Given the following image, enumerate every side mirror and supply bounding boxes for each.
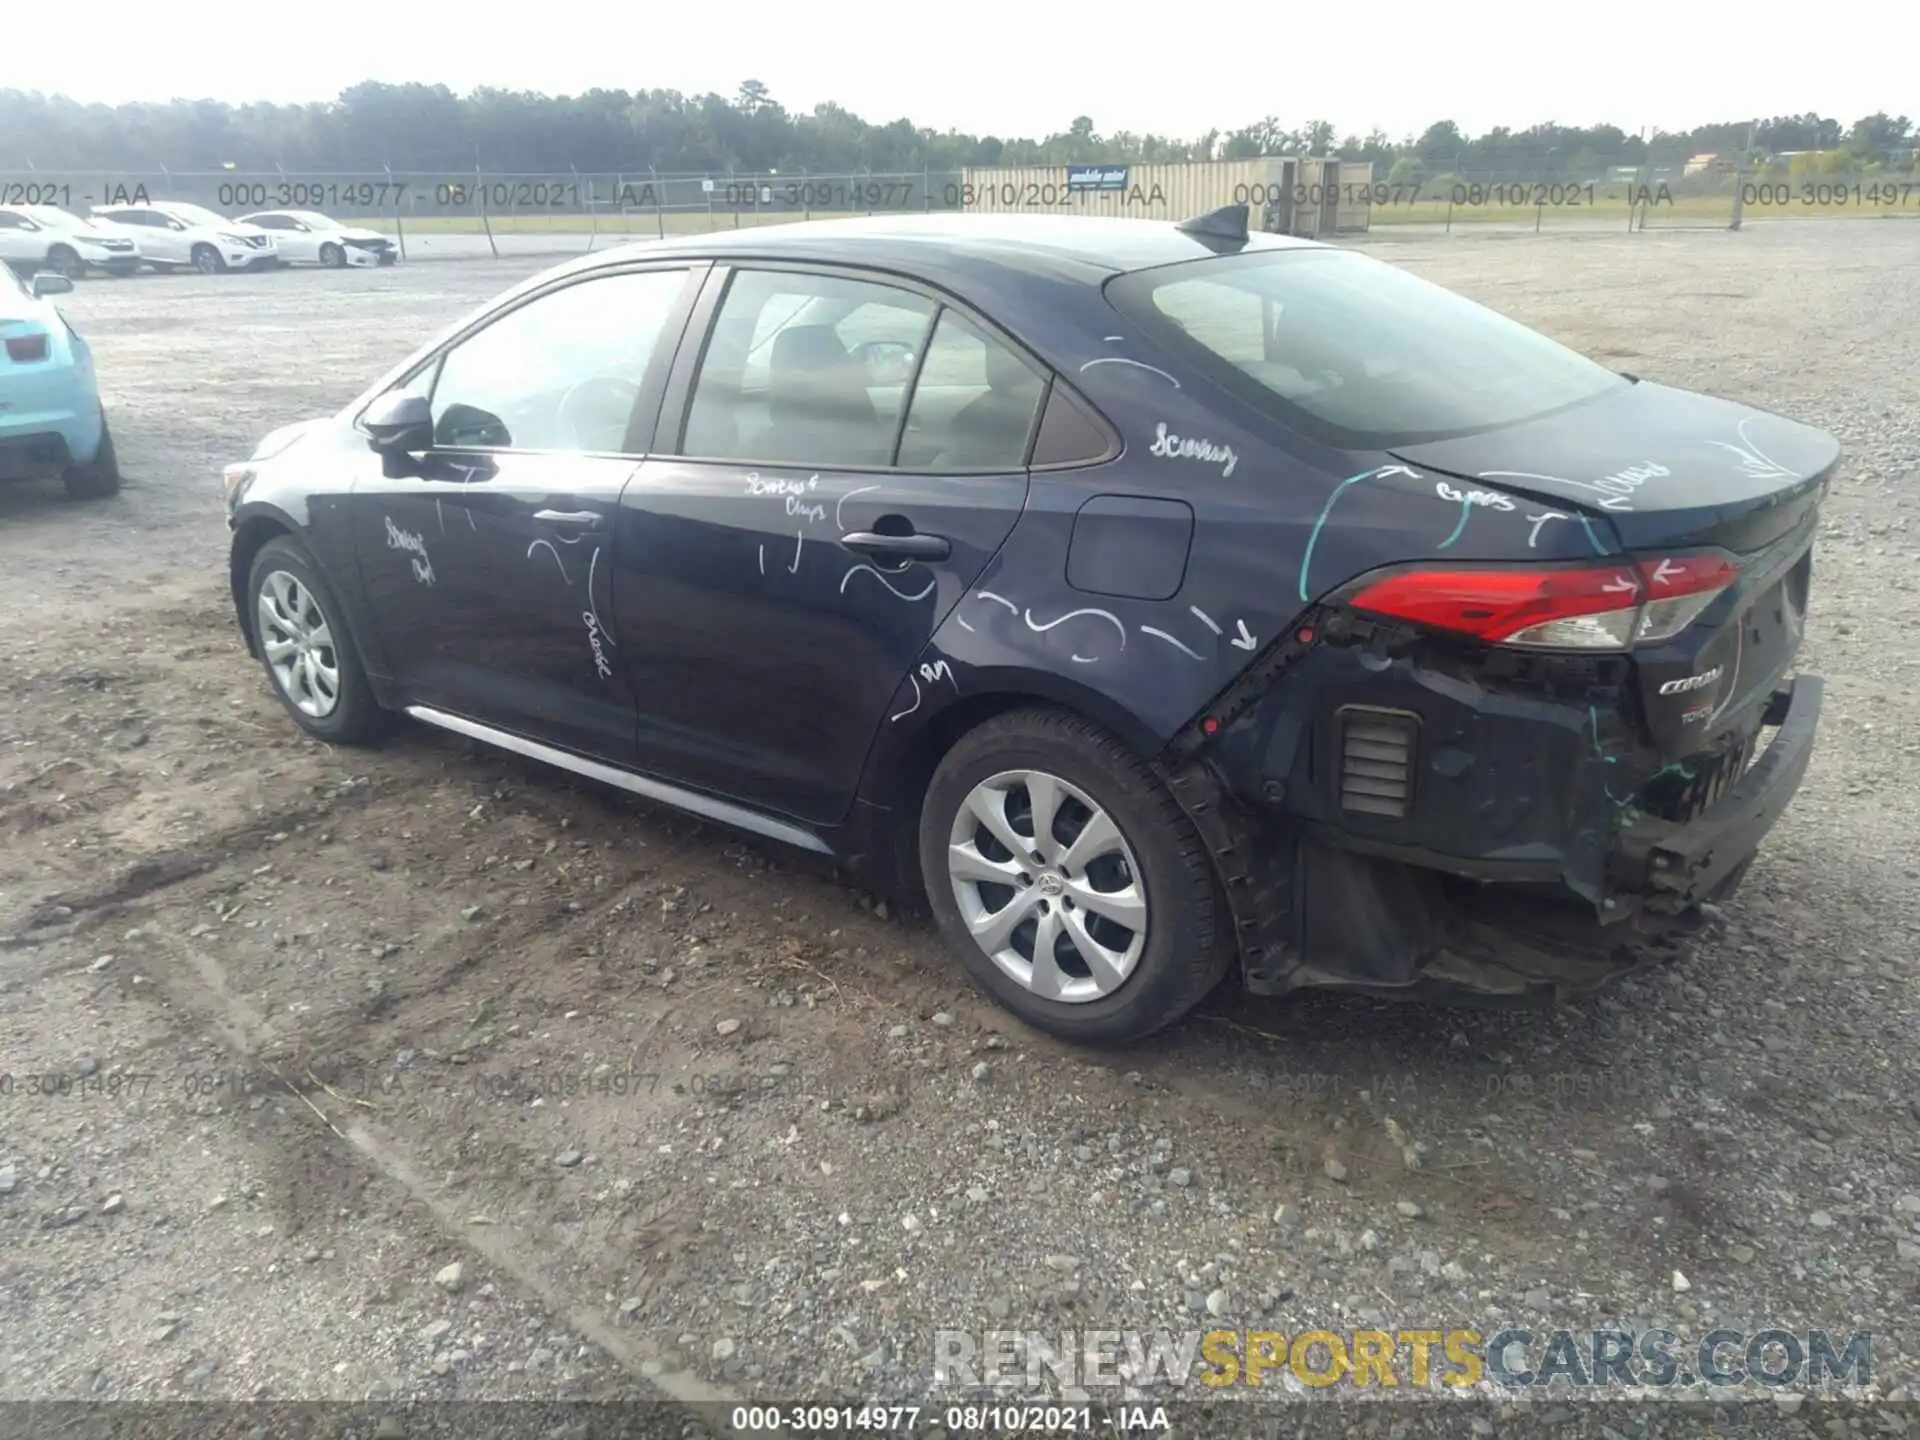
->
[31,272,75,298]
[360,391,434,455]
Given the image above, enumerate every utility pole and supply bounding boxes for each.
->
[1730,117,1756,231]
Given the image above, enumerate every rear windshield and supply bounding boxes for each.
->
[1106,247,1626,449]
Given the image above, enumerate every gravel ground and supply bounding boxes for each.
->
[1,221,1916,1438]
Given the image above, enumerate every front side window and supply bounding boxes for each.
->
[426,268,690,454]
[682,269,937,468]
[1107,247,1626,448]
[898,311,1046,470]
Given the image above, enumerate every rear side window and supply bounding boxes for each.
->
[683,269,937,468]
[897,311,1045,470]
[1107,248,1626,449]
[1030,386,1113,467]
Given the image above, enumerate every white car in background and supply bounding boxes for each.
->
[235,210,397,268]
[89,201,278,274]
[0,206,143,278]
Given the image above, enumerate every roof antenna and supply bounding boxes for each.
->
[1175,203,1250,244]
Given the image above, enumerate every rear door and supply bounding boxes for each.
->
[347,261,705,763]
[613,264,1046,825]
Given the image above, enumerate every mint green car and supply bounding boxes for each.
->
[0,267,118,499]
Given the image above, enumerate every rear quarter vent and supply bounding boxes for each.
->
[1336,705,1421,818]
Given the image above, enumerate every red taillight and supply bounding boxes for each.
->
[1348,552,1739,651]
[5,333,50,363]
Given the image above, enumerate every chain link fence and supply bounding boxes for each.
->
[1355,167,1920,234]
[8,164,1916,260]
[6,168,969,260]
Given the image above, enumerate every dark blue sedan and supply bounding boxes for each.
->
[221,206,1835,1043]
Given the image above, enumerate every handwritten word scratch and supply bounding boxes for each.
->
[582,610,613,679]
[1148,422,1237,478]
[787,495,826,523]
[385,517,435,586]
[1481,462,1666,514]
[745,473,820,498]
[1435,479,1517,549]
[842,565,936,603]
[890,659,960,724]
[1436,481,1516,512]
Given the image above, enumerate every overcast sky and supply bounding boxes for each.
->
[25,0,1916,138]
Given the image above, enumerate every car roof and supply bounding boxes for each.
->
[572,212,1327,283]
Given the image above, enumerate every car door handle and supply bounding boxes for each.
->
[533,509,604,528]
[840,531,950,561]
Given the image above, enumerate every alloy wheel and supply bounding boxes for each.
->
[257,570,340,719]
[946,768,1148,1003]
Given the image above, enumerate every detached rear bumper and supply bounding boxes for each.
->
[1614,676,1821,913]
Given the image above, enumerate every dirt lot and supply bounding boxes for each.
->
[2,222,1917,1436]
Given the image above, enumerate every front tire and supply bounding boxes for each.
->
[246,537,389,745]
[318,242,345,268]
[191,244,225,274]
[919,708,1231,1044]
[47,244,86,280]
[63,415,120,499]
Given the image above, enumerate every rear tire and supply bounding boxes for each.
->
[63,416,120,499]
[191,244,224,274]
[918,707,1231,1044]
[246,537,390,746]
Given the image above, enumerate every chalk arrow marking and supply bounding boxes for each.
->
[1230,620,1258,651]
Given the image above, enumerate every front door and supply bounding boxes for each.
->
[348,262,703,763]
[614,264,1047,825]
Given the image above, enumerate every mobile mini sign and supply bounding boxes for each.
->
[1066,164,1131,193]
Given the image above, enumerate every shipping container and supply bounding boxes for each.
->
[955,158,1372,236]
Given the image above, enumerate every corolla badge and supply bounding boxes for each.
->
[1658,666,1723,696]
